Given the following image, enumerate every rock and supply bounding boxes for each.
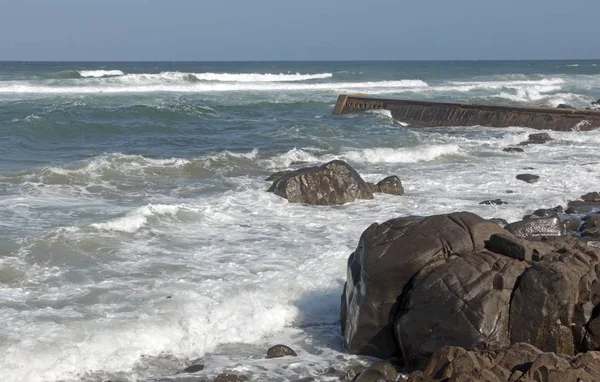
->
[582,192,600,202]
[265,170,292,182]
[344,365,368,381]
[480,199,508,205]
[183,364,205,373]
[267,160,373,205]
[516,174,540,183]
[592,99,600,106]
[366,182,380,194]
[354,360,400,382]
[520,133,553,145]
[505,216,564,238]
[266,344,297,358]
[488,218,508,227]
[557,103,575,109]
[486,232,555,261]
[580,214,600,239]
[395,248,528,369]
[214,373,248,382]
[562,217,581,233]
[566,200,600,214]
[408,343,600,381]
[502,147,524,153]
[376,176,404,196]
[341,212,505,359]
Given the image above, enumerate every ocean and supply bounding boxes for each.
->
[1,60,599,381]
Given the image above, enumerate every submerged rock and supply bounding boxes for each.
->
[516,173,540,183]
[480,199,508,205]
[267,160,373,205]
[266,344,297,358]
[376,176,404,196]
[183,364,205,373]
[521,132,553,145]
[502,147,524,153]
[214,373,248,382]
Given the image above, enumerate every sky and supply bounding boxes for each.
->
[0,0,599,61]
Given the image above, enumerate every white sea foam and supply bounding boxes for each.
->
[78,70,125,78]
[191,72,333,82]
[342,145,463,164]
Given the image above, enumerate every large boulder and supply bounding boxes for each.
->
[342,212,600,371]
[341,212,505,359]
[267,160,373,205]
[408,343,600,382]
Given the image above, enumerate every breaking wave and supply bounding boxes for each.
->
[78,70,125,78]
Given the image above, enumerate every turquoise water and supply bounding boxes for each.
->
[1,61,599,381]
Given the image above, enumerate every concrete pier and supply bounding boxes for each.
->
[332,94,600,131]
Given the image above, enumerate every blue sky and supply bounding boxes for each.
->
[1,0,599,61]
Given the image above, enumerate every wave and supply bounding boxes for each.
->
[78,70,125,78]
[0,79,429,94]
[189,72,333,82]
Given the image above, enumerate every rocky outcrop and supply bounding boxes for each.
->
[407,342,600,382]
[341,212,505,359]
[376,176,405,196]
[267,160,373,205]
[505,216,564,238]
[341,211,600,371]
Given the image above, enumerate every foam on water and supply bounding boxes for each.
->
[78,70,125,78]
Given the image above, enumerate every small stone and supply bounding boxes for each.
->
[184,364,205,373]
[266,344,297,358]
[527,133,553,142]
[479,199,508,205]
[516,174,540,183]
[503,147,524,153]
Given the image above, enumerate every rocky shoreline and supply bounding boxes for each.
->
[165,149,600,382]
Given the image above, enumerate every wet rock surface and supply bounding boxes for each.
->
[266,344,297,358]
[376,176,405,196]
[480,199,508,205]
[520,132,553,145]
[341,209,600,372]
[407,342,600,381]
[267,160,373,205]
[516,173,540,183]
[502,147,524,153]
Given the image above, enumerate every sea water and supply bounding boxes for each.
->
[1,61,600,381]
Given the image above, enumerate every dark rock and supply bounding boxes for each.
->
[505,190,516,194]
[582,192,600,202]
[486,232,555,261]
[480,199,508,205]
[376,176,404,196]
[341,212,505,359]
[562,217,581,233]
[557,103,575,109]
[516,174,540,183]
[528,133,554,143]
[344,365,368,381]
[502,147,524,153]
[580,214,600,239]
[183,364,205,373]
[266,344,297,358]
[214,373,248,382]
[267,160,373,205]
[366,182,380,194]
[395,249,528,370]
[505,216,564,238]
[566,200,600,214]
[520,133,553,145]
[408,343,600,381]
[592,99,600,106]
[354,360,400,382]
[265,170,292,182]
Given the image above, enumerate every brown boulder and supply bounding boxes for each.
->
[267,160,373,205]
[505,216,564,238]
[341,212,505,359]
